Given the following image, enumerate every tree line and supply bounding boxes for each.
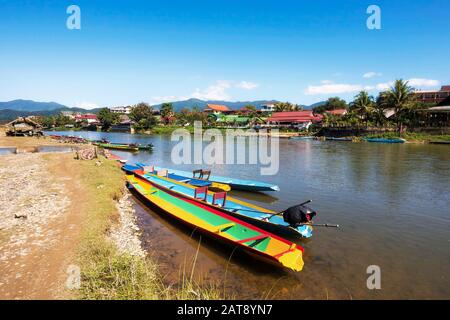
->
[313,79,433,131]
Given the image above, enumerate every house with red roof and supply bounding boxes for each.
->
[75,113,99,124]
[204,104,231,114]
[325,109,348,117]
[413,85,450,104]
[267,111,323,126]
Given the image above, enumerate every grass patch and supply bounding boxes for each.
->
[365,132,450,142]
[75,157,224,299]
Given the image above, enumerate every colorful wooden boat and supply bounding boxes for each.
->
[326,137,353,141]
[136,143,153,150]
[93,142,139,152]
[126,174,304,271]
[364,138,406,144]
[135,162,280,192]
[289,136,315,140]
[123,164,314,238]
[123,164,230,192]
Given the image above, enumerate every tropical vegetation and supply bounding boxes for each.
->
[32,79,444,137]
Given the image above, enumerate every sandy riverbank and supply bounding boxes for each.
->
[0,133,222,300]
[0,151,134,299]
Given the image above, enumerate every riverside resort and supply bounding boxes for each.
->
[0,0,449,308]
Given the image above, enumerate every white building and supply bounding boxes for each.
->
[260,103,276,113]
[109,106,132,114]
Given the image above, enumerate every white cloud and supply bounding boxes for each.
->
[305,82,364,95]
[235,81,259,90]
[407,78,440,88]
[375,78,440,91]
[191,80,232,101]
[75,102,100,110]
[150,96,181,105]
[363,72,382,79]
[321,80,334,85]
[375,81,394,91]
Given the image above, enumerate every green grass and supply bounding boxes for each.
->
[365,132,450,142]
[75,157,224,300]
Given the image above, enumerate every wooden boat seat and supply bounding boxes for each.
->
[212,192,227,207]
[194,186,208,201]
[193,169,211,180]
[213,222,235,233]
[142,165,154,174]
[157,169,168,177]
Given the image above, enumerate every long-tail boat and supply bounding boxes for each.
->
[364,138,406,143]
[93,142,139,152]
[126,174,304,271]
[135,162,280,192]
[122,164,230,192]
[123,164,315,239]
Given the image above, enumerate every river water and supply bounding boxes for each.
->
[47,131,450,299]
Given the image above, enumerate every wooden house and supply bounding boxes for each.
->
[5,117,43,136]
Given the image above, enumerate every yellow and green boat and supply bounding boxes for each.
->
[126,174,305,272]
[93,142,139,152]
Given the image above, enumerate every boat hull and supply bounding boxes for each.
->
[127,175,304,271]
[126,167,312,239]
[94,143,139,151]
[365,138,405,144]
[136,163,279,192]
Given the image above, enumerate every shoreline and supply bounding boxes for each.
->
[0,131,223,300]
[44,127,450,145]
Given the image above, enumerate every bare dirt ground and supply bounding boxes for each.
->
[0,151,88,299]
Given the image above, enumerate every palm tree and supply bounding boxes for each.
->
[350,91,375,126]
[274,102,301,112]
[385,79,416,133]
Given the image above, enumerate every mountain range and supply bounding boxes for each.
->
[0,99,326,122]
[0,100,102,122]
[152,98,287,112]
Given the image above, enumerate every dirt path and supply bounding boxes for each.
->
[0,152,87,299]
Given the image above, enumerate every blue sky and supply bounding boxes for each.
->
[0,0,449,108]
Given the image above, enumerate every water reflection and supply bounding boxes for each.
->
[46,131,450,299]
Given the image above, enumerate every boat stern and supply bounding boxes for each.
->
[278,246,304,272]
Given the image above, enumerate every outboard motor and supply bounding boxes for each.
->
[282,201,317,227]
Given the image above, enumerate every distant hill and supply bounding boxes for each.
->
[152,98,280,112]
[0,98,326,122]
[0,99,69,112]
[307,101,327,110]
[153,98,324,112]
[0,107,102,122]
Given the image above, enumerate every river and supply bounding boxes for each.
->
[47,131,450,299]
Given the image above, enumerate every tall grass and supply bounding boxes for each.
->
[75,157,224,299]
[365,132,450,142]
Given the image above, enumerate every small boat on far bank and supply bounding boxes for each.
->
[326,137,353,142]
[430,141,450,145]
[93,142,139,152]
[136,143,153,150]
[289,136,316,140]
[364,138,406,144]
